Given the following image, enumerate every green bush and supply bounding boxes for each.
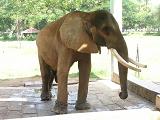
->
[24,34,36,41]
[0,33,17,41]
[0,33,37,41]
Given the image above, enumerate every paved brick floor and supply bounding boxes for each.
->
[0,80,156,119]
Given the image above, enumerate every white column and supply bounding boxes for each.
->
[110,0,122,31]
[110,0,122,80]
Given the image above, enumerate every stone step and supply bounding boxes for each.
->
[111,72,160,109]
[128,75,160,104]
[10,109,160,120]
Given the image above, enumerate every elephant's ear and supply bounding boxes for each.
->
[60,15,98,53]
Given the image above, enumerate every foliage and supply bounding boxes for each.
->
[0,18,14,31]
[0,0,159,41]
[123,0,160,33]
[0,33,17,41]
[24,34,37,41]
[0,33,37,41]
[0,0,109,32]
[154,5,160,32]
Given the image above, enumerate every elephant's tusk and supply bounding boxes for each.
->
[110,48,141,72]
[129,58,147,68]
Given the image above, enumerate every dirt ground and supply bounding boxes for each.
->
[0,76,81,87]
[0,76,41,87]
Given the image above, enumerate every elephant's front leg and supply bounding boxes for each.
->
[53,51,72,114]
[75,53,91,110]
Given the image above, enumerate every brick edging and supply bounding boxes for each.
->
[128,79,157,103]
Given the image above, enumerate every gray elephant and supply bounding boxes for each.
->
[36,10,146,114]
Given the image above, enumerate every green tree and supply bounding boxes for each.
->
[0,0,110,32]
[122,0,139,29]
[154,5,160,32]
[123,0,159,33]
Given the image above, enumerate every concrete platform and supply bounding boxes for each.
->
[128,75,160,105]
[0,80,157,119]
[9,109,160,120]
[112,73,160,105]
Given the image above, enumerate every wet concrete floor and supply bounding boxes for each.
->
[0,80,156,119]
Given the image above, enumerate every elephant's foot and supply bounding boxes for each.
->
[41,91,52,101]
[53,100,67,114]
[119,91,128,99]
[75,101,91,110]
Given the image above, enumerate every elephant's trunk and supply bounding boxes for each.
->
[117,49,128,99]
[110,39,147,99]
[117,39,129,99]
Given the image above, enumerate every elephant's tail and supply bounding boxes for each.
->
[51,70,57,83]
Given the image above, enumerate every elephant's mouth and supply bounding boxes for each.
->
[110,48,147,72]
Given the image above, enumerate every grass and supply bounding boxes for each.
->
[125,35,160,81]
[0,41,39,79]
[0,35,160,82]
[123,31,160,36]
[69,70,109,80]
[0,41,110,80]
[144,32,160,36]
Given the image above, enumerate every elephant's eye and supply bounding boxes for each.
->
[102,26,113,36]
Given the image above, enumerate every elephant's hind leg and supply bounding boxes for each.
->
[38,55,56,101]
[49,70,57,90]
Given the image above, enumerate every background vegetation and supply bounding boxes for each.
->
[0,0,160,81]
[0,0,159,41]
[123,0,160,34]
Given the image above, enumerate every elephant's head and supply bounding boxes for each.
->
[60,10,147,99]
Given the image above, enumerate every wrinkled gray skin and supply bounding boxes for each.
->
[36,10,128,114]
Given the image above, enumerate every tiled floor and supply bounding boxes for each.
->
[0,80,156,119]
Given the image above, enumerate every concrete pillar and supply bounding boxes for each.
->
[110,0,122,81]
[110,0,122,31]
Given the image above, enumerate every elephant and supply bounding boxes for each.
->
[36,10,147,114]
